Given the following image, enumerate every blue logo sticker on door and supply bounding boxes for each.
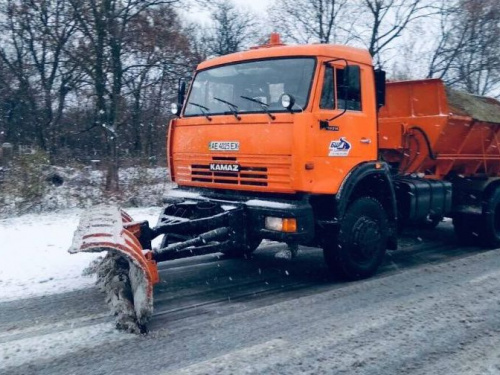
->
[329,137,351,157]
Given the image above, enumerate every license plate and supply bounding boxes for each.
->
[208,141,239,151]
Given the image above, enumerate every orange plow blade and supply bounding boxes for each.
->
[69,206,159,333]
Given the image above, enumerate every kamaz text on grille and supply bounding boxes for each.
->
[209,163,240,172]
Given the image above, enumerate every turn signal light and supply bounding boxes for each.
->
[282,218,297,232]
[265,217,297,232]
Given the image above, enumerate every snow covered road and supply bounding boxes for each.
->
[2,212,500,374]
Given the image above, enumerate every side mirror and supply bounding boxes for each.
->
[178,79,186,105]
[172,79,186,117]
[374,69,386,109]
[344,65,360,92]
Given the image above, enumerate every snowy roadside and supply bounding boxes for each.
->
[0,166,174,218]
[0,206,163,302]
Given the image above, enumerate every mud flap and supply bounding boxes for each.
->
[69,206,159,333]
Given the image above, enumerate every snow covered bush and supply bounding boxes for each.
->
[0,156,173,217]
[0,151,50,213]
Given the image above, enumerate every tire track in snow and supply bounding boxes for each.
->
[148,239,481,327]
[163,249,500,375]
[0,322,134,372]
[0,221,495,374]
[0,312,110,344]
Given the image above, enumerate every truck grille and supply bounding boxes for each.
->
[173,154,292,192]
[192,163,268,186]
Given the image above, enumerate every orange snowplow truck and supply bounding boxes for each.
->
[70,33,500,331]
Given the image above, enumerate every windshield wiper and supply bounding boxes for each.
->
[188,102,212,121]
[213,97,241,120]
[240,96,276,120]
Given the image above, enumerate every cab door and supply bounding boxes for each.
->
[310,60,378,194]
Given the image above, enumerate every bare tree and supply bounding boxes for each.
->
[426,1,463,79]
[0,55,20,146]
[0,0,78,159]
[0,0,205,181]
[427,0,500,96]
[269,0,350,44]
[203,0,259,56]
[268,0,435,67]
[123,5,196,160]
[66,0,180,191]
[353,0,437,64]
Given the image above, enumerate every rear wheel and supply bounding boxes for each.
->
[323,197,388,280]
[479,189,500,248]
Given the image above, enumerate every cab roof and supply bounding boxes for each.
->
[197,44,373,71]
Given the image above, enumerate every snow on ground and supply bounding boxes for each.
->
[0,165,173,217]
[0,322,133,372]
[0,206,162,302]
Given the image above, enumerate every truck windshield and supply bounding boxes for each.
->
[184,57,316,117]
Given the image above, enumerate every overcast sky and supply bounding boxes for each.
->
[230,0,268,12]
[180,0,435,81]
[182,0,268,25]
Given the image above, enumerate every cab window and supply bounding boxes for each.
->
[320,65,335,109]
[336,68,362,111]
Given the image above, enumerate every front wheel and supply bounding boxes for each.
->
[323,197,388,280]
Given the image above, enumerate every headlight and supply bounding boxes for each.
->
[265,217,297,232]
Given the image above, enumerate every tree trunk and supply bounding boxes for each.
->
[105,136,120,192]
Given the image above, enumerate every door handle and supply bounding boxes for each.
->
[360,138,372,144]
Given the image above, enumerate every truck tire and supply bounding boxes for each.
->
[479,189,500,248]
[323,197,388,280]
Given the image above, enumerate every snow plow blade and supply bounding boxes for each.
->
[69,206,159,333]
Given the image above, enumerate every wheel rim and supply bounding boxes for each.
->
[351,216,382,265]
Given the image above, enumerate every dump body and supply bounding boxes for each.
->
[379,79,500,178]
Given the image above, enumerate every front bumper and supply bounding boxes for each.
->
[162,187,315,244]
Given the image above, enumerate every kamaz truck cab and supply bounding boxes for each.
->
[164,33,394,279]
